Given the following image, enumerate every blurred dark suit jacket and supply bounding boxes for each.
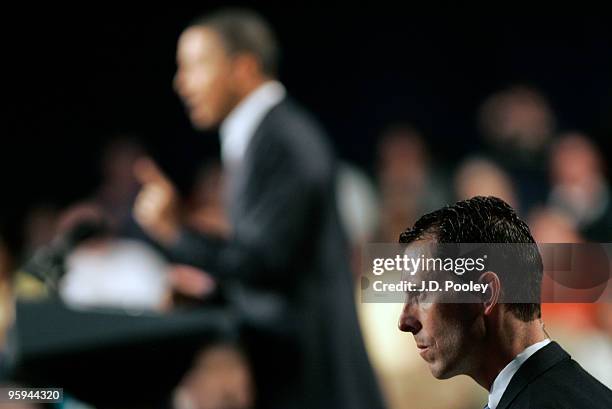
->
[497,341,612,409]
[168,98,385,409]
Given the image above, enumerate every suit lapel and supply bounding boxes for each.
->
[496,342,570,409]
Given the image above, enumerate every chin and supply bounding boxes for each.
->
[430,369,453,380]
[429,367,446,379]
[192,119,214,130]
[428,361,455,380]
[430,361,464,380]
[190,112,218,130]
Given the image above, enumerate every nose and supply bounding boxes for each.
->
[398,304,422,334]
[173,70,184,96]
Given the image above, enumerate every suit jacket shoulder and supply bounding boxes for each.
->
[498,341,612,409]
[249,97,334,184]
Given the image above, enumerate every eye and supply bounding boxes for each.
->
[417,288,432,303]
[406,290,423,304]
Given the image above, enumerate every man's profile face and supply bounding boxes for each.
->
[398,240,485,379]
[174,26,238,129]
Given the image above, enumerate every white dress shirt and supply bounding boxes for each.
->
[487,338,551,409]
[219,80,286,169]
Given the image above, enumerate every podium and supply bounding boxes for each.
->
[12,300,237,408]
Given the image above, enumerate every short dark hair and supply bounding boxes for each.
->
[193,8,279,77]
[399,196,542,321]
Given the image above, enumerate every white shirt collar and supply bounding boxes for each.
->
[219,80,286,168]
[487,338,551,409]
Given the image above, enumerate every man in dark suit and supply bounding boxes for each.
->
[397,196,612,408]
[133,8,384,409]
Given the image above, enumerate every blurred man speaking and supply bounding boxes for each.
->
[398,196,612,409]
[133,8,384,409]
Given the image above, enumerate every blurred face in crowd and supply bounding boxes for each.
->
[398,240,485,379]
[177,344,254,409]
[454,158,518,210]
[479,87,554,152]
[551,133,602,187]
[174,27,242,129]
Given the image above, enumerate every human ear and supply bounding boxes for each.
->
[232,53,262,81]
[479,271,501,316]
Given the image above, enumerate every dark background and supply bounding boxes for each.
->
[6,6,612,222]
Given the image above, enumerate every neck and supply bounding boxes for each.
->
[237,76,271,103]
[472,314,547,391]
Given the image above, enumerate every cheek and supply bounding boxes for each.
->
[205,68,236,108]
[437,307,484,364]
[427,306,470,354]
[181,60,224,94]
[420,303,442,334]
[208,74,233,104]
[189,68,217,97]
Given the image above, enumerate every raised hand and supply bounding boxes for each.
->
[133,157,181,245]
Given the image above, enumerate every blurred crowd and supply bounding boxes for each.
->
[1,79,611,409]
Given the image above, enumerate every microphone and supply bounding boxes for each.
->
[22,218,109,290]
